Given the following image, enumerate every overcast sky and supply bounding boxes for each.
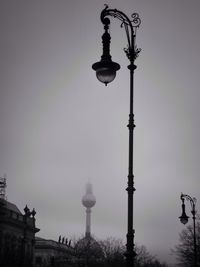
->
[1,0,200,265]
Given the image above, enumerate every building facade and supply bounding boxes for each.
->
[35,236,75,267]
[0,198,39,267]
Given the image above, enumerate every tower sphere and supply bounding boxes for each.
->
[82,183,96,208]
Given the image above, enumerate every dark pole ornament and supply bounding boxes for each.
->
[179,193,197,267]
[92,5,141,267]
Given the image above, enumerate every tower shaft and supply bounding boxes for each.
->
[85,207,91,237]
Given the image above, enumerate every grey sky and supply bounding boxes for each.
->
[1,0,200,264]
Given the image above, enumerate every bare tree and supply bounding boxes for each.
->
[99,237,126,267]
[74,236,168,267]
[172,218,200,266]
[135,245,155,265]
[135,244,169,267]
[99,237,168,267]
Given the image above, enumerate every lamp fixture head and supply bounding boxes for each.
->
[92,16,120,85]
[179,213,189,225]
[179,198,189,225]
[92,60,120,86]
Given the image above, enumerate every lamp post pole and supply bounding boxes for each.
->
[179,193,197,267]
[92,5,141,267]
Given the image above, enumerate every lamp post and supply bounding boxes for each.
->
[92,5,141,267]
[179,193,197,267]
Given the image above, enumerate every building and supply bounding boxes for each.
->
[35,236,75,267]
[0,198,39,267]
[0,176,75,267]
[0,176,39,267]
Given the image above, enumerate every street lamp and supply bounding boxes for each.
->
[179,193,197,267]
[92,5,141,267]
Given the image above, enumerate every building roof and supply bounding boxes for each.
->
[35,236,74,254]
[6,201,22,214]
[0,198,22,214]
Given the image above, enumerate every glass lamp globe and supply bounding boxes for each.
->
[92,60,120,86]
[179,213,189,225]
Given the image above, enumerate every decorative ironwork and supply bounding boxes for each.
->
[101,4,141,62]
[181,193,197,211]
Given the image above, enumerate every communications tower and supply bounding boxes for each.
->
[82,182,96,238]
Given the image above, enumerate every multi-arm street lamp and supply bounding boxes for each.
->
[92,5,141,267]
[179,193,197,267]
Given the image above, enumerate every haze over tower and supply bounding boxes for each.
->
[82,182,96,238]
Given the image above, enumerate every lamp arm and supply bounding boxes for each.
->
[100,5,141,61]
